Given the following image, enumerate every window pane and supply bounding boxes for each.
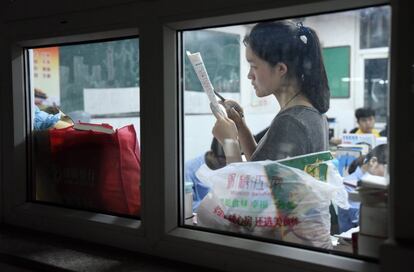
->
[184,30,240,93]
[360,6,390,49]
[29,38,141,218]
[364,58,388,123]
[182,6,390,258]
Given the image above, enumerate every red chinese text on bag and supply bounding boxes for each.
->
[49,124,141,217]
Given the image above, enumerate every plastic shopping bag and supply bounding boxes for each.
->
[196,160,339,249]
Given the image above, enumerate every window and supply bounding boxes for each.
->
[180,6,390,259]
[364,58,388,123]
[184,30,240,94]
[28,38,141,218]
[5,29,144,251]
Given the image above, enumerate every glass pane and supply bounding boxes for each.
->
[29,38,141,218]
[364,58,388,123]
[182,6,390,258]
[184,30,240,93]
[360,6,390,49]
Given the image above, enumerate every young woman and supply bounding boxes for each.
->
[212,20,330,162]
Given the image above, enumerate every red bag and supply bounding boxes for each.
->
[48,123,141,217]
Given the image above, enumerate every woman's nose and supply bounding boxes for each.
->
[247,70,254,80]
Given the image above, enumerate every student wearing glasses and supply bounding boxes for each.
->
[338,144,388,233]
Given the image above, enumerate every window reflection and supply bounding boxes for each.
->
[364,58,388,123]
[360,6,391,49]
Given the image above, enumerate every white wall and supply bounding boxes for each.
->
[88,11,388,161]
[306,11,360,135]
[307,11,388,134]
[184,113,275,160]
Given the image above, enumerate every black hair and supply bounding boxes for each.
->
[364,144,388,164]
[254,127,269,142]
[348,155,365,174]
[355,107,376,121]
[380,124,388,137]
[243,20,330,113]
[204,138,226,170]
[204,127,269,170]
[348,144,387,174]
[210,137,225,158]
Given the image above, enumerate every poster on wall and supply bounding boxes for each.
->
[33,47,60,108]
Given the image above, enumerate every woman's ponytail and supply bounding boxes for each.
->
[296,23,330,113]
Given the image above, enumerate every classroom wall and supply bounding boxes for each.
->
[307,12,359,134]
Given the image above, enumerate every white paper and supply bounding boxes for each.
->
[360,173,388,189]
[335,226,359,240]
[186,51,226,118]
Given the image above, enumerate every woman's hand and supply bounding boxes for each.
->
[212,112,238,146]
[220,100,245,128]
[53,108,74,129]
[211,111,243,164]
[216,100,257,161]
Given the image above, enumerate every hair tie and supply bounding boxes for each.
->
[296,22,310,45]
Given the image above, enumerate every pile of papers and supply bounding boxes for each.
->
[354,173,388,258]
[349,173,388,204]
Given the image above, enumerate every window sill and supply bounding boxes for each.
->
[0,224,217,272]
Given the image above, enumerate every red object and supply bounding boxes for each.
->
[352,232,359,254]
[49,124,141,217]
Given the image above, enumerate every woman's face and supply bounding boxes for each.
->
[245,46,283,97]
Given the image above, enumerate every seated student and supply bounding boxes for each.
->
[33,88,73,130]
[350,107,380,137]
[34,88,48,110]
[184,138,226,212]
[34,105,73,130]
[337,144,388,233]
[185,127,269,212]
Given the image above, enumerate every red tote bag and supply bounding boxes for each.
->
[48,123,141,217]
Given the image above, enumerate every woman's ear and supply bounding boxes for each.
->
[275,62,288,77]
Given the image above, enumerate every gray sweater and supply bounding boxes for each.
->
[250,105,329,161]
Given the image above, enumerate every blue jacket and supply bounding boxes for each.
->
[337,166,364,233]
[184,155,211,211]
[34,106,61,130]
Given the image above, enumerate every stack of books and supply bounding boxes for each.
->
[341,133,376,148]
[276,151,333,181]
[350,173,388,258]
[337,143,370,156]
